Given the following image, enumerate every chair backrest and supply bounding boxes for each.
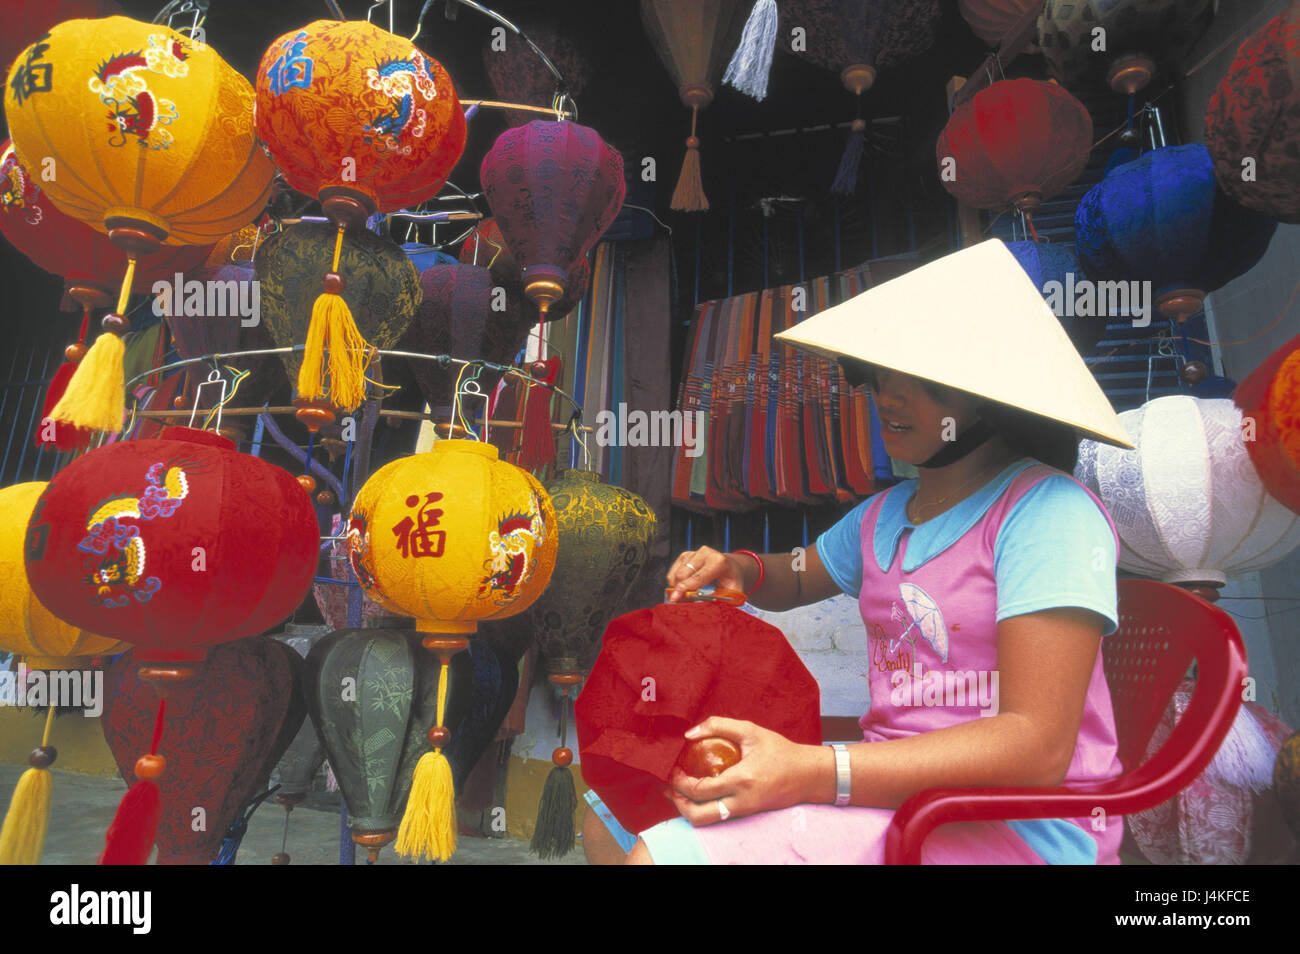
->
[1105,579,1248,782]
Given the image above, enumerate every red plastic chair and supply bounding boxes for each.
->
[873,579,1248,864]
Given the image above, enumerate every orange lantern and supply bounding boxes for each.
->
[1235,332,1300,515]
[4,17,274,436]
[255,20,467,423]
[346,440,557,861]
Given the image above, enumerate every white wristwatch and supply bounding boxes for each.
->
[829,743,852,807]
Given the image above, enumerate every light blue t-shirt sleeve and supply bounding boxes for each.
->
[814,496,874,598]
[994,475,1118,635]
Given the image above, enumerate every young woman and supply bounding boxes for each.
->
[584,239,1134,865]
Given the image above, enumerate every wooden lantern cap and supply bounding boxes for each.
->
[1107,54,1155,96]
[65,285,114,311]
[1155,288,1205,322]
[106,218,167,257]
[524,277,565,315]
[320,188,378,230]
[841,64,877,97]
[351,829,395,863]
[1012,192,1043,214]
[680,83,714,110]
[293,397,336,433]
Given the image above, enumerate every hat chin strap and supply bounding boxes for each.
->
[916,418,995,469]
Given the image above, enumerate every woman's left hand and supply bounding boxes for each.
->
[669,717,832,827]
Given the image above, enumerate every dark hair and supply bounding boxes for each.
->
[838,358,1080,473]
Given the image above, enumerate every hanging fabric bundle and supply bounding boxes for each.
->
[640,0,749,211]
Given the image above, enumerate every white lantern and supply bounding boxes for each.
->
[1076,395,1300,585]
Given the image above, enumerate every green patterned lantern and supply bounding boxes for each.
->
[303,617,470,862]
[256,222,421,420]
[525,469,657,857]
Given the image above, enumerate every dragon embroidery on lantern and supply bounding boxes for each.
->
[90,34,190,149]
[360,52,438,155]
[0,145,42,226]
[77,461,191,608]
[478,494,548,602]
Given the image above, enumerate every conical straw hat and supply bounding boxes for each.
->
[774,239,1134,448]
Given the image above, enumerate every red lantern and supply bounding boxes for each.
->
[1205,2,1300,224]
[480,121,624,317]
[24,426,319,663]
[1235,332,1300,516]
[936,78,1093,224]
[102,636,305,865]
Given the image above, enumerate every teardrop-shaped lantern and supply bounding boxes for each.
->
[255,222,421,408]
[102,636,305,864]
[1074,145,1277,321]
[482,19,592,127]
[304,618,473,862]
[1204,2,1300,224]
[458,217,591,323]
[480,121,624,318]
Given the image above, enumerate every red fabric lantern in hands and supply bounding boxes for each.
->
[575,601,822,835]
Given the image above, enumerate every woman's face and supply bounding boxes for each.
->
[872,370,983,465]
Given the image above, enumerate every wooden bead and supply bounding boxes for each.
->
[135,753,166,781]
[322,271,345,294]
[101,313,129,335]
[552,747,573,768]
[29,746,56,769]
[297,474,317,493]
[685,135,700,149]
[679,737,741,778]
[173,395,188,409]
[315,490,336,506]
[64,342,87,363]
[271,852,290,865]
[427,725,451,746]
[295,404,335,433]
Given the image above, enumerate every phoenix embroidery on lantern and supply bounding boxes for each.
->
[90,34,190,149]
[478,498,547,601]
[361,53,438,154]
[0,145,42,226]
[77,461,192,608]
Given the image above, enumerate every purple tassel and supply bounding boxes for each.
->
[832,121,866,196]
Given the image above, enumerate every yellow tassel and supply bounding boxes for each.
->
[297,292,371,411]
[0,768,52,865]
[49,332,126,434]
[672,142,709,212]
[394,750,457,862]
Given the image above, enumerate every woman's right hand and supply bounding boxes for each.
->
[665,546,751,602]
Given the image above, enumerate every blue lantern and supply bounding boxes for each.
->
[1074,145,1277,321]
[1004,240,1104,356]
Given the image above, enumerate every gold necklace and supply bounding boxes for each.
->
[906,457,1009,524]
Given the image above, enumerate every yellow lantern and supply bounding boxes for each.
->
[0,482,127,669]
[347,440,558,634]
[4,17,274,435]
[0,482,127,866]
[345,440,558,861]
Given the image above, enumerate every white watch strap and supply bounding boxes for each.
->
[830,743,851,807]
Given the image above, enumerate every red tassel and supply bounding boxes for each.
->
[98,780,161,865]
[35,363,94,452]
[518,357,561,474]
[100,699,166,866]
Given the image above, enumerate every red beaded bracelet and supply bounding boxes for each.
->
[732,550,765,592]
